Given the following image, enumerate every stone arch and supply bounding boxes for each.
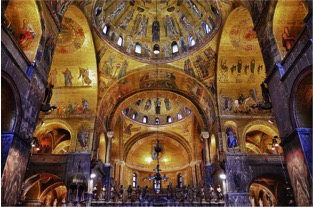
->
[241,120,280,154]
[223,121,239,152]
[97,68,216,132]
[248,174,293,206]
[109,90,207,130]
[1,74,22,132]
[289,67,312,128]
[34,120,74,154]
[22,173,67,206]
[4,0,42,62]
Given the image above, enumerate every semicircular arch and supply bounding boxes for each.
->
[98,68,216,132]
[22,173,65,199]
[34,119,74,138]
[241,120,279,139]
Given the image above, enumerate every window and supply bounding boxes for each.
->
[117,36,123,47]
[178,174,183,188]
[155,117,160,125]
[132,173,137,188]
[124,108,129,115]
[202,22,211,34]
[102,24,110,35]
[188,35,196,47]
[135,43,142,54]
[177,113,182,120]
[132,112,138,120]
[185,107,191,115]
[172,41,179,54]
[143,116,148,123]
[167,116,172,123]
[153,44,160,55]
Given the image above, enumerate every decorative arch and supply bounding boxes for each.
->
[289,67,312,128]
[4,0,42,61]
[53,140,71,154]
[242,120,280,154]
[34,120,73,154]
[97,68,216,132]
[273,0,308,58]
[248,174,293,206]
[1,74,22,132]
[22,173,66,204]
[223,121,239,152]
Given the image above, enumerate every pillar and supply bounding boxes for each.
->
[190,161,197,185]
[195,161,202,185]
[201,131,210,165]
[105,131,114,166]
[119,161,125,186]
[104,131,114,201]
[1,134,30,206]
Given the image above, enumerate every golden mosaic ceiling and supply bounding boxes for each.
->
[93,0,221,63]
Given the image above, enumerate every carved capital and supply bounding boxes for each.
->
[107,131,114,139]
[201,131,209,139]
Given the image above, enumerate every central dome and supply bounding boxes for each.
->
[93,0,221,63]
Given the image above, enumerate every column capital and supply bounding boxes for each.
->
[107,131,114,139]
[201,131,210,139]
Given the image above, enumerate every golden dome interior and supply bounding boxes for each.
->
[93,0,221,63]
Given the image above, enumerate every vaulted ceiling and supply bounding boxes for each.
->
[4,0,308,173]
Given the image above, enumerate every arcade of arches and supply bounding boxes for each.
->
[1,0,312,207]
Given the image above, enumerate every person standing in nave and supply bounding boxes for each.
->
[258,197,263,207]
[216,185,223,200]
[127,185,132,200]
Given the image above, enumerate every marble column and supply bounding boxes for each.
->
[1,133,30,206]
[119,161,125,185]
[190,161,197,185]
[201,131,210,165]
[195,161,201,185]
[105,131,114,166]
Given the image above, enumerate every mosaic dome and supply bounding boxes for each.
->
[93,0,221,63]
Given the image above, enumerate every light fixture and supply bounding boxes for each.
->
[148,139,168,190]
[153,44,160,54]
[273,136,279,146]
[220,173,226,180]
[31,137,40,151]
[272,136,281,150]
[145,157,152,163]
[90,173,96,178]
